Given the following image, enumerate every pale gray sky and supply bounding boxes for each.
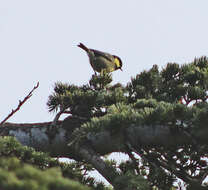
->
[1,1,208,123]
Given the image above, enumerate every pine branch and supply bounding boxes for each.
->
[0,82,39,125]
[51,107,71,126]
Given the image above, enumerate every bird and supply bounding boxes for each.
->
[77,43,123,74]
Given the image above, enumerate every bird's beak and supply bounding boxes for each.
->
[120,68,123,71]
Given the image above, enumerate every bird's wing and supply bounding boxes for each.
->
[90,49,113,62]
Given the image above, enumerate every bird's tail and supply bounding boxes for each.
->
[77,43,89,52]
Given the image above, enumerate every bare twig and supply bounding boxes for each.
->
[0,82,39,126]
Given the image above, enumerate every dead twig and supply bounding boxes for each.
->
[0,82,39,126]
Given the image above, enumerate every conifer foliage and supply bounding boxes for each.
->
[1,57,208,190]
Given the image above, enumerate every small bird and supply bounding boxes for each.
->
[77,43,123,74]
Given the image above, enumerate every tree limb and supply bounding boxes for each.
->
[0,120,203,157]
[0,119,207,188]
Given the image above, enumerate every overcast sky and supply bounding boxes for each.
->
[1,1,208,123]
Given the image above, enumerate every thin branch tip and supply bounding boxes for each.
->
[0,82,40,126]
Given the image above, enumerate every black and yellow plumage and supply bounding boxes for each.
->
[78,43,123,74]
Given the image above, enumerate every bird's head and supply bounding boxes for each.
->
[113,56,123,71]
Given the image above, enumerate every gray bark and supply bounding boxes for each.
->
[0,117,206,189]
[0,118,193,157]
